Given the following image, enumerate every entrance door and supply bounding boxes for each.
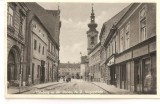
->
[134,60,142,93]
[40,66,45,83]
[8,51,16,85]
[120,64,126,89]
[110,66,116,86]
[142,58,151,93]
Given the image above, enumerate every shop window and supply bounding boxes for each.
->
[143,58,151,92]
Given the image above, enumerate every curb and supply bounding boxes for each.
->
[36,82,63,89]
[91,82,135,94]
[91,82,112,94]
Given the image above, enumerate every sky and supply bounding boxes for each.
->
[38,2,130,63]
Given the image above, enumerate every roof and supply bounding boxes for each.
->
[59,63,80,69]
[99,4,132,39]
[25,3,60,46]
[46,10,60,15]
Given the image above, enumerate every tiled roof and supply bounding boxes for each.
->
[59,63,80,68]
[25,2,59,46]
[99,4,132,39]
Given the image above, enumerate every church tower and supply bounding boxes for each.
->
[87,4,98,54]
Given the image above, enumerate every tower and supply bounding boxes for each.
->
[87,4,98,54]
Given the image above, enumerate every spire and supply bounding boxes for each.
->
[90,3,95,23]
[92,3,94,14]
[58,3,60,10]
[88,3,97,30]
[57,2,60,14]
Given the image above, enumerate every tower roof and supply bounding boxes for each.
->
[88,3,98,31]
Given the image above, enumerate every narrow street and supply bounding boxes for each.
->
[23,79,109,94]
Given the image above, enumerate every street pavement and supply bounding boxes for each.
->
[23,79,109,94]
[21,79,133,94]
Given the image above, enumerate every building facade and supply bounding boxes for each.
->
[59,63,81,79]
[100,3,156,94]
[80,56,89,80]
[88,43,101,82]
[7,2,28,87]
[25,3,61,85]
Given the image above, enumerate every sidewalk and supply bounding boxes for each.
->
[92,82,135,94]
[8,82,62,94]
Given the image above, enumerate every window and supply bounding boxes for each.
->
[48,40,50,51]
[51,45,53,54]
[19,14,25,37]
[91,37,94,44]
[141,19,146,41]
[125,23,130,49]
[37,65,40,78]
[7,6,13,26]
[42,46,44,55]
[120,29,124,52]
[34,39,37,50]
[140,7,147,41]
[39,43,41,53]
[50,42,52,52]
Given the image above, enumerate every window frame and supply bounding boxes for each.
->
[139,5,147,42]
[7,6,14,27]
[120,28,124,52]
[125,22,130,49]
[34,39,37,50]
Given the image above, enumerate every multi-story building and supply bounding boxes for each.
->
[59,63,80,79]
[99,4,132,85]
[25,3,61,85]
[100,3,156,94]
[88,43,101,82]
[7,2,28,87]
[80,56,89,80]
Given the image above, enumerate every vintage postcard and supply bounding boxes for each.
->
[4,0,160,98]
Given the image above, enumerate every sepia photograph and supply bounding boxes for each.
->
[5,1,157,98]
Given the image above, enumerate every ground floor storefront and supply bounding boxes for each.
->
[114,53,156,94]
[107,37,156,94]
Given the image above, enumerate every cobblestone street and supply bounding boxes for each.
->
[16,79,132,94]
